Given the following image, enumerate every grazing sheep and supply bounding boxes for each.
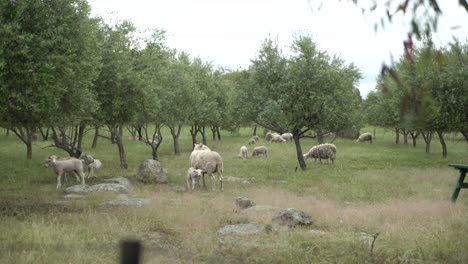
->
[44,155,86,189]
[252,146,268,157]
[303,143,337,164]
[190,143,224,191]
[281,133,293,141]
[357,133,373,143]
[271,134,286,143]
[248,138,256,145]
[265,132,273,141]
[80,153,102,179]
[252,135,259,142]
[239,146,248,160]
[186,167,204,190]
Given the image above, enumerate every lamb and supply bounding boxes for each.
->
[44,155,86,189]
[190,143,224,191]
[248,138,256,145]
[80,153,102,178]
[270,134,286,143]
[238,146,248,160]
[303,143,337,164]
[357,133,373,143]
[281,133,293,141]
[252,146,268,157]
[186,167,204,190]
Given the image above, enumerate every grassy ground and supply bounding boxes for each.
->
[0,127,467,263]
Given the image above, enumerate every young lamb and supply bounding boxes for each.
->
[190,143,224,191]
[357,133,373,143]
[248,138,256,145]
[239,146,248,160]
[252,146,268,157]
[303,143,337,163]
[186,167,204,190]
[281,133,293,141]
[80,153,102,178]
[270,134,286,143]
[44,155,86,189]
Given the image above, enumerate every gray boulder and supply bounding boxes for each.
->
[64,177,132,194]
[105,195,150,207]
[272,208,313,227]
[136,159,167,184]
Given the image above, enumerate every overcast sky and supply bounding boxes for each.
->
[89,0,467,98]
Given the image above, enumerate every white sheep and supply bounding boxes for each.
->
[252,146,268,157]
[281,133,293,141]
[357,133,373,143]
[270,134,286,143]
[190,143,224,191]
[44,155,86,189]
[248,138,256,145]
[251,135,259,142]
[303,143,337,164]
[265,132,273,141]
[80,153,102,179]
[238,146,248,160]
[186,167,204,190]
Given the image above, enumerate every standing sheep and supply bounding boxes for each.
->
[190,143,224,191]
[238,146,248,160]
[357,133,373,143]
[281,133,293,141]
[303,143,337,163]
[44,155,86,189]
[252,146,268,157]
[271,134,286,143]
[186,167,204,190]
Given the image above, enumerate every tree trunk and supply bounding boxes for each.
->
[461,130,468,142]
[75,123,85,158]
[410,131,419,147]
[395,127,400,144]
[436,130,447,158]
[216,126,221,140]
[11,127,33,159]
[92,126,99,149]
[402,128,409,145]
[115,126,128,169]
[137,126,143,141]
[39,127,50,141]
[293,132,306,170]
[252,125,257,136]
[190,125,199,148]
[421,131,433,154]
[170,125,182,155]
[201,126,207,145]
[211,126,217,141]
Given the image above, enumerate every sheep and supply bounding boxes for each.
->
[271,134,286,143]
[248,138,256,145]
[190,143,224,191]
[186,167,204,190]
[357,133,373,143]
[303,143,337,164]
[265,132,273,141]
[238,146,248,160]
[252,146,268,157]
[251,135,259,142]
[44,155,86,189]
[281,133,293,141]
[80,153,102,179]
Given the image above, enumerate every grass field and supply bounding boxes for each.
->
[0,127,467,263]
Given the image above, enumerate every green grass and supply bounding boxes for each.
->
[0,127,467,263]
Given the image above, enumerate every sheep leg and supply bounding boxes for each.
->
[202,174,207,190]
[78,171,86,185]
[218,172,223,191]
[56,172,62,189]
[186,177,192,191]
[210,173,216,191]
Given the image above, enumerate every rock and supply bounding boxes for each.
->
[309,229,328,235]
[62,194,85,199]
[217,223,268,236]
[236,197,255,209]
[65,182,131,194]
[272,208,313,227]
[136,159,168,184]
